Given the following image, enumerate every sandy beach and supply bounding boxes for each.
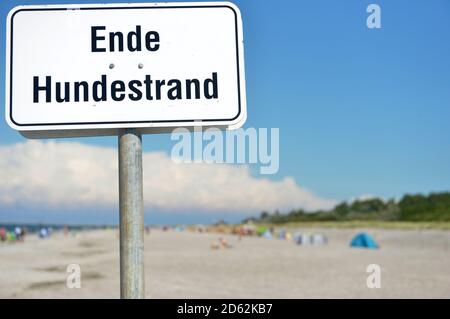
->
[0,228,449,298]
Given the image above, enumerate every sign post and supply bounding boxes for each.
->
[118,129,144,298]
[5,2,246,299]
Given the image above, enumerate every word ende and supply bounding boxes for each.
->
[32,25,219,104]
[91,25,160,52]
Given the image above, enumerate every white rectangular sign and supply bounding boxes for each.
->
[5,2,246,137]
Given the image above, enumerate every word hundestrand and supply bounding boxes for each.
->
[32,73,219,103]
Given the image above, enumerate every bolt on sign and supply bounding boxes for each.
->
[5,2,247,138]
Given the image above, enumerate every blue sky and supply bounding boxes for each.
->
[0,0,450,224]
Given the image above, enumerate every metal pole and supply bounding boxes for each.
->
[118,128,145,299]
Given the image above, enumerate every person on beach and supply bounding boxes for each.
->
[6,232,16,242]
[0,227,6,242]
[14,227,24,242]
[39,227,48,238]
[210,237,233,250]
[219,237,232,249]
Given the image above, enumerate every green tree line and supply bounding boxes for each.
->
[253,192,450,223]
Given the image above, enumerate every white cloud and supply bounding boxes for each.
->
[0,141,337,213]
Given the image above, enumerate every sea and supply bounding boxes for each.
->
[0,223,110,233]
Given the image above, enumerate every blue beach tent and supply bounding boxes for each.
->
[350,233,379,249]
